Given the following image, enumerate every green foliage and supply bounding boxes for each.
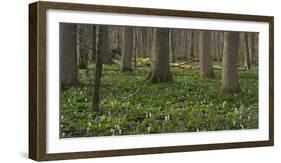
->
[60,65,258,138]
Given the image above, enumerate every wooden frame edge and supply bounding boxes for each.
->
[29,2,39,160]
[28,1,274,161]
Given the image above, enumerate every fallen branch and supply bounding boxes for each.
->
[169,59,199,68]
[177,59,199,66]
[125,89,141,100]
[170,64,247,72]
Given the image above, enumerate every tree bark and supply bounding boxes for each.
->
[149,28,173,83]
[217,32,224,61]
[185,30,193,60]
[252,33,259,65]
[221,32,241,94]
[191,30,199,58]
[101,27,112,64]
[92,26,106,112]
[121,27,133,72]
[77,24,89,69]
[169,29,175,63]
[198,31,215,79]
[243,33,252,70]
[60,23,79,86]
[89,26,97,63]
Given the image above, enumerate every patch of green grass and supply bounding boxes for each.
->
[60,65,258,138]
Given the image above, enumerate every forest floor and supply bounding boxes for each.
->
[60,64,258,138]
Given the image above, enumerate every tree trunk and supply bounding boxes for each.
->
[191,30,199,58]
[149,28,173,83]
[198,31,215,79]
[89,26,97,63]
[92,26,106,112]
[221,32,241,94]
[121,27,133,72]
[217,32,224,61]
[101,27,112,64]
[146,28,153,57]
[252,33,259,65]
[169,29,175,63]
[185,30,193,60]
[77,24,89,69]
[60,23,79,86]
[243,33,251,70]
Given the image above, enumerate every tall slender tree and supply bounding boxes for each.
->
[221,32,241,94]
[92,26,108,112]
[89,25,97,63]
[101,27,112,64]
[148,28,173,83]
[191,30,199,58]
[244,33,252,70]
[198,31,215,79]
[77,24,90,69]
[168,29,175,63]
[60,23,79,86]
[184,30,193,60]
[121,27,133,72]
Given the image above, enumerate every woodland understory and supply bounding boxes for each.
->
[60,24,259,138]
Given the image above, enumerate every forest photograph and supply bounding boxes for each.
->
[59,23,259,138]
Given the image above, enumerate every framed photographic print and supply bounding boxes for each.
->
[29,1,274,161]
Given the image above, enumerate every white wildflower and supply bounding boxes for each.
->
[222,101,227,108]
[147,127,151,134]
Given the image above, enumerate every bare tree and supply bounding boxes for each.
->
[168,29,175,63]
[92,26,108,112]
[60,23,79,86]
[148,28,173,83]
[77,24,90,69]
[191,30,199,58]
[89,26,96,63]
[121,27,133,72]
[198,31,215,79]
[221,32,241,94]
[244,33,252,70]
[101,27,112,64]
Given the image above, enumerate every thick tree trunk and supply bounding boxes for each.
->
[60,23,79,86]
[149,28,173,83]
[221,32,241,94]
[121,27,133,72]
[198,31,215,79]
[92,26,107,112]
